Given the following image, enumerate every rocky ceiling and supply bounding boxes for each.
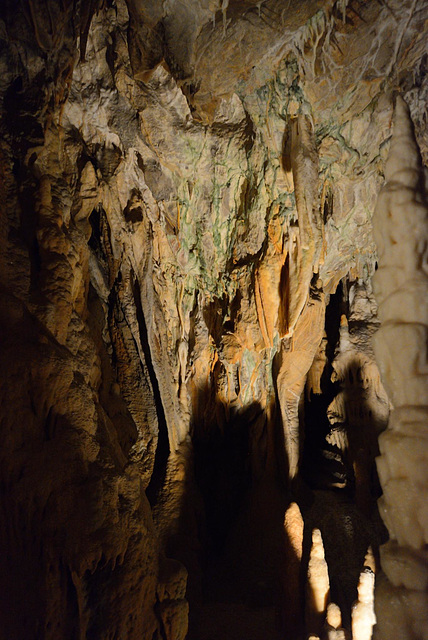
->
[0,0,427,639]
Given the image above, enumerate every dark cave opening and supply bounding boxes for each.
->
[133,273,171,507]
[301,281,348,493]
[188,398,291,640]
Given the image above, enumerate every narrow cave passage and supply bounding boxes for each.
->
[190,402,289,640]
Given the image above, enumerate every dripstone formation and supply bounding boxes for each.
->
[0,1,427,639]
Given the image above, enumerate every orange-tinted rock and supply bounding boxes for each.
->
[0,1,426,638]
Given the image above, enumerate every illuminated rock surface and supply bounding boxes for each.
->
[0,0,427,638]
[306,528,330,637]
[372,95,428,640]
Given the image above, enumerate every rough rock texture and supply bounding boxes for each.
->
[0,0,427,639]
[372,96,428,640]
[352,569,376,640]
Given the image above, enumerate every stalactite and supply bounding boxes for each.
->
[372,95,428,639]
[288,113,323,335]
[274,288,325,479]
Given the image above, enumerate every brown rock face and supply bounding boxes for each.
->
[0,1,426,639]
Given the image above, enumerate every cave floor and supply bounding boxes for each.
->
[194,600,281,640]
[190,551,282,640]
[187,476,385,640]
[189,474,287,640]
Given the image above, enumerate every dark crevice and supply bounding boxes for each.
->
[301,281,350,491]
[203,294,229,347]
[193,405,253,556]
[132,277,170,506]
[88,206,110,275]
[324,280,345,369]
[189,393,293,640]
[278,253,290,336]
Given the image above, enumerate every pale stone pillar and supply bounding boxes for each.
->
[306,528,330,637]
[372,95,428,639]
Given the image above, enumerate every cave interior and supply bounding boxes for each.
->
[0,1,427,639]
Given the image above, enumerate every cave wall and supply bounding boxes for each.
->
[0,0,427,638]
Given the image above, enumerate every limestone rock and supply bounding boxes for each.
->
[324,602,348,640]
[306,528,330,637]
[0,0,426,638]
[351,569,376,640]
[364,546,376,575]
[373,96,428,639]
[283,501,304,635]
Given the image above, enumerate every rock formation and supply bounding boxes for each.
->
[0,0,426,639]
[283,500,305,635]
[324,602,348,640]
[372,95,428,640]
[306,528,330,637]
[352,569,376,640]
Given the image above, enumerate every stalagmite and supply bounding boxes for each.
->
[283,501,304,635]
[326,603,341,629]
[351,569,376,640]
[363,546,376,574]
[372,95,428,639]
[306,528,330,638]
[324,602,347,640]
[288,114,323,334]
